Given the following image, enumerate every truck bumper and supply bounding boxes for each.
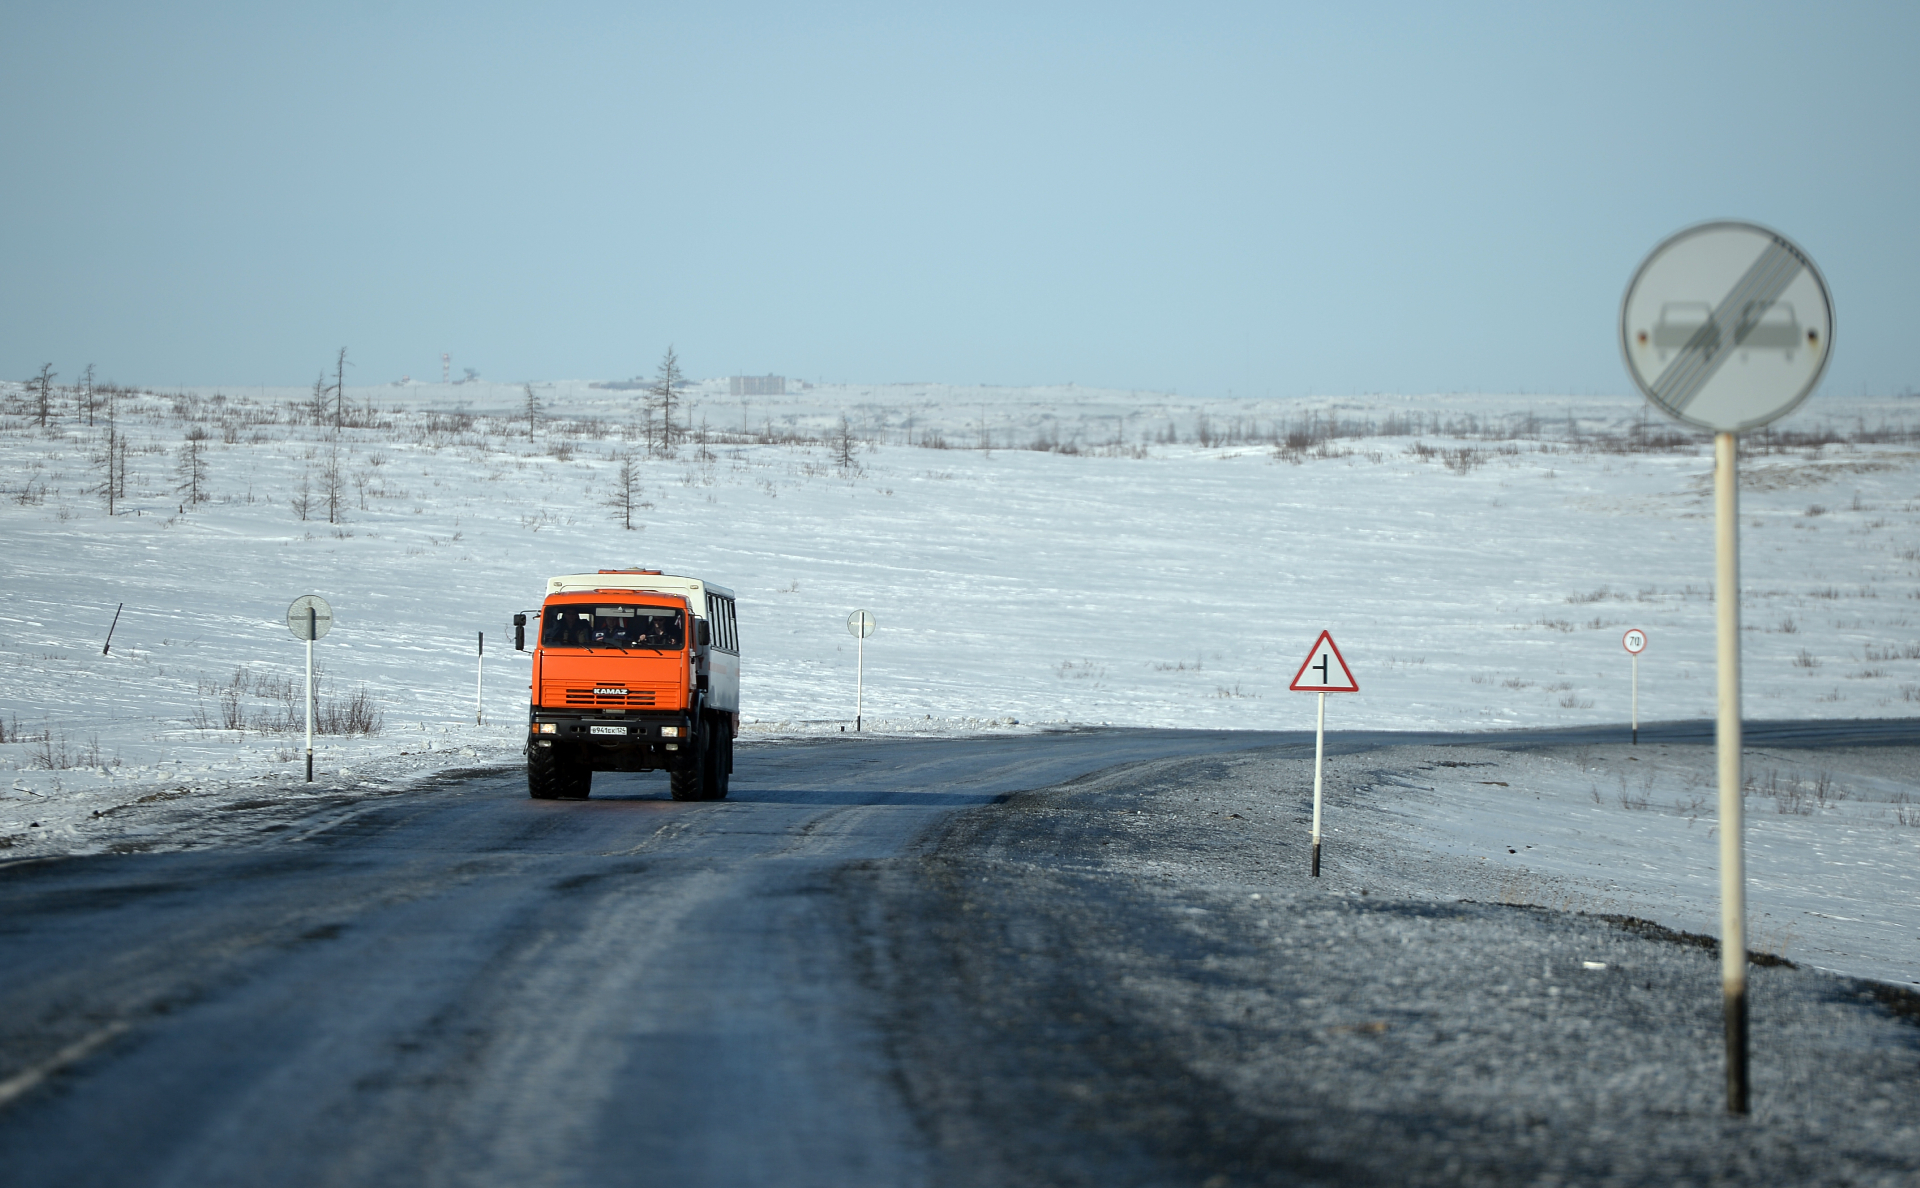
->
[528,710,696,772]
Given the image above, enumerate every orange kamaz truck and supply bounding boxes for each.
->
[514,570,740,801]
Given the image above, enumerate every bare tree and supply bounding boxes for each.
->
[30,364,55,428]
[523,383,541,441]
[331,347,349,429]
[321,437,345,523]
[291,471,313,521]
[648,346,684,452]
[175,427,210,505]
[605,454,645,530]
[638,401,658,457]
[832,414,861,474]
[307,373,328,423]
[79,363,96,426]
[91,384,126,514]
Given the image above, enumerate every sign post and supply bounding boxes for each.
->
[476,632,485,725]
[1288,630,1359,877]
[847,610,876,731]
[1621,220,1832,1115]
[1622,629,1648,744]
[287,595,334,783]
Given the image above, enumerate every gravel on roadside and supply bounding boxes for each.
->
[844,743,1920,1187]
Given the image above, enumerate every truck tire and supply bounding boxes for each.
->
[527,743,563,800]
[707,725,730,800]
[668,722,708,802]
[562,755,593,800]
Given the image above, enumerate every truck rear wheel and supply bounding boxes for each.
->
[706,726,730,800]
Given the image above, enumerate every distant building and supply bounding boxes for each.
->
[730,375,785,397]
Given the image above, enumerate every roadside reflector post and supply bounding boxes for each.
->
[1620,220,1832,1116]
[1623,629,1648,745]
[287,595,334,785]
[102,602,124,656]
[306,609,315,781]
[476,631,485,726]
[1288,630,1358,879]
[847,610,876,732]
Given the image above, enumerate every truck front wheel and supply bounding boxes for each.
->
[528,742,564,799]
[529,742,592,800]
[669,720,711,802]
[561,754,593,799]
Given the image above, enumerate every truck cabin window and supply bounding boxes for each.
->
[541,605,685,651]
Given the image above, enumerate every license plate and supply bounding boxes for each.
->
[589,725,628,736]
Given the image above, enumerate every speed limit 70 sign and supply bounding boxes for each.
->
[1623,629,1647,655]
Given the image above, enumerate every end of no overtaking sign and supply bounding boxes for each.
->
[1620,220,1833,434]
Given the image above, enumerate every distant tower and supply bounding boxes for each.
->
[442,353,451,383]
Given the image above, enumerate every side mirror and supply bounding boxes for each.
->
[513,613,527,651]
[696,619,712,648]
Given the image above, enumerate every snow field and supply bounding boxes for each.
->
[1,380,1917,873]
[1303,741,1920,985]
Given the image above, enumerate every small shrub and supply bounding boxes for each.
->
[317,685,382,734]
[33,730,74,770]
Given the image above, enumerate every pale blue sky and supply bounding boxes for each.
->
[4,2,1914,399]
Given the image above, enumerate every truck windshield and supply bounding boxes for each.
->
[541,604,684,651]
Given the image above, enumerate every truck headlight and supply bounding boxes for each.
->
[532,723,557,734]
[660,725,681,737]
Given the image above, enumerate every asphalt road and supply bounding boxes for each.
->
[0,719,1913,1186]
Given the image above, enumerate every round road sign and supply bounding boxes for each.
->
[846,610,876,639]
[1623,628,1647,656]
[1620,221,1832,433]
[288,595,334,641]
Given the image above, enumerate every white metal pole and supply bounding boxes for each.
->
[304,607,315,783]
[1714,430,1748,1114]
[476,631,485,725]
[856,631,864,732]
[1631,653,1639,746]
[1311,690,1325,877]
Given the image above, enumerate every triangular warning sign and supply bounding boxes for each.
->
[1289,630,1358,692]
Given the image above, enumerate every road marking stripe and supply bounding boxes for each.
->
[0,1021,130,1110]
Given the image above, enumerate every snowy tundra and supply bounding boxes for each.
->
[1,377,1917,979]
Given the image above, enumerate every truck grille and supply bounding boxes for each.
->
[562,688,658,707]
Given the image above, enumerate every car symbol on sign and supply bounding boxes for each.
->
[1647,301,1808,364]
